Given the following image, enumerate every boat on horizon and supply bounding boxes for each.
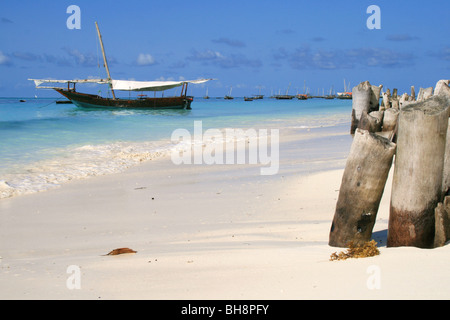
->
[275,83,294,99]
[29,22,211,110]
[224,86,234,100]
[336,79,352,99]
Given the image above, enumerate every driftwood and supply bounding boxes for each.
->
[104,248,137,255]
[329,129,396,247]
[388,95,450,248]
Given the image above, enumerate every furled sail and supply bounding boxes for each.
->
[111,79,212,91]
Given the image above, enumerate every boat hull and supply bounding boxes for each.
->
[55,89,193,109]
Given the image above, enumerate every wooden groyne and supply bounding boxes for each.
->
[330,79,450,249]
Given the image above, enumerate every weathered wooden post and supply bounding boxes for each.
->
[370,84,383,112]
[388,95,450,248]
[382,108,399,132]
[435,80,450,194]
[443,124,450,194]
[417,87,433,101]
[435,80,450,98]
[434,196,450,248]
[359,110,383,133]
[382,91,391,109]
[351,81,372,134]
[329,129,397,247]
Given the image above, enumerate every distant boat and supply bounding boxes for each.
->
[29,22,211,110]
[337,79,352,99]
[203,87,209,99]
[296,94,308,100]
[244,97,254,101]
[275,83,294,99]
[325,86,336,99]
[336,92,352,99]
[19,99,26,102]
[252,86,264,99]
[275,95,294,100]
[224,86,234,100]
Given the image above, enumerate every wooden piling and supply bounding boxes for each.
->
[358,110,383,133]
[434,80,450,97]
[443,124,450,194]
[382,108,399,132]
[435,80,450,194]
[388,95,450,248]
[434,196,450,248]
[370,84,383,112]
[417,87,433,101]
[329,129,396,247]
[382,92,391,109]
[351,81,372,134]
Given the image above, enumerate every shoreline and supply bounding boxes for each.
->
[0,117,350,199]
[2,121,450,300]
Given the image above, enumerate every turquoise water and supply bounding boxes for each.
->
[0,96,351,197]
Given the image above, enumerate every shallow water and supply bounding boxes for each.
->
[0,96,352,198]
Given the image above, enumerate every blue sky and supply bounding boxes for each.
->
[0,0,449,97]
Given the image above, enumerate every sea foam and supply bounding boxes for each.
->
[0,139,176,199]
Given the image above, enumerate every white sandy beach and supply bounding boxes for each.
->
[1,124,450,300]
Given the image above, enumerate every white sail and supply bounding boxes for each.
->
[29,78,212,91]
[29,78,110,88]
[111,79,212,92]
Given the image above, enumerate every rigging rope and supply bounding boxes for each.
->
[38,100,58,109]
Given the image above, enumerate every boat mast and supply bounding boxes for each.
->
[95,22,116,99]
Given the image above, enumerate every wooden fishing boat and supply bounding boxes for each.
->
[336,92,352,99]
[275,95,294,100]
[29,22,211,110]
[224,86,234,99]
[54,87,193,109]
[336,79,352,99]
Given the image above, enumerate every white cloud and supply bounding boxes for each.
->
[0,51,11,65]
[187,49,262,69]
[136,53,156,66]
